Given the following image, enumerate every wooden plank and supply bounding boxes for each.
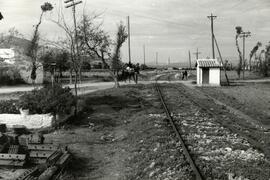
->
[29,158,47,164]
[15,168,38,180]
[0,142,9,153]
[37,166,58,180]
[56,153,70,166]
[0,159,25,166]
[47,150,62,165]
[28,144,58,151]
[0,153,25,160]
[29,150,55,158]
[8,145,19,154]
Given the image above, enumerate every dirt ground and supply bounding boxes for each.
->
[199,82,270,127]
[0,76,269,179]
[44,84,199,180]
[40,80,270,180]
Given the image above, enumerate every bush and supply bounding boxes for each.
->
[0,67,26,86]
[0,100,19,114]
[19,84,76,115]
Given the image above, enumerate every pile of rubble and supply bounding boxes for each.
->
[0,124,70,179]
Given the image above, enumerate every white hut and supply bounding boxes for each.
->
[196,59,222,86]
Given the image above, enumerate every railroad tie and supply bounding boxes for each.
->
[8,145,19,154]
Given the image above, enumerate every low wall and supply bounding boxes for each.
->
[0,113,53,129]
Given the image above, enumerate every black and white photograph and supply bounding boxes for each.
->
[0,0,270,179]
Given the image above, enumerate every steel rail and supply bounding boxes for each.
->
[154,83,203,180]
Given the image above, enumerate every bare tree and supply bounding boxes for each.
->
[27,2,53,85]
[258,49,265,74]
[0,27,23,47]
[249,42,262,71]
[235,26,243,79]
[78,14,128,88]
[111,22,128,83]
[50,8,82,98]
[263,42,270,76]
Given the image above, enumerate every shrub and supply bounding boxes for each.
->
[0,68,25,86]
[0,100,19,114]
[19,84,76,115]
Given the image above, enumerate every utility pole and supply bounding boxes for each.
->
[239,31,251,79]
[213,35,230,85]
[193,48,201,60]
[188,50,192,69]
[156,52,158,66]
[127,16,131,65]
[64,0,82,115]
[65,0,82,57]
[207,13,217,59]
[143,44,146,65]
[168,57,170,66]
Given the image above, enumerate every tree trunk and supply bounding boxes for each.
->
[74,71,78,115]
[235,35,243,79]
[109,71,119,88]
[59,70,63,84]
[79,68,82,84]
[69,69,73,84]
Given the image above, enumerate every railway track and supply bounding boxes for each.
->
[154,82,270,180]
[154,83,203,180]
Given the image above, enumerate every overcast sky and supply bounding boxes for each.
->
[0,0,270,65]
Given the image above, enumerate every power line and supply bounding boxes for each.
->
[108,10,193,29]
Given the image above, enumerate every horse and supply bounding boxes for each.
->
[117,64,139,84]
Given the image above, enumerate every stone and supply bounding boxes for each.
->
[149,161,155,168]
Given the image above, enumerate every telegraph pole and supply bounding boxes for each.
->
[188,50,192,69]
[240,31,251,78]
[213,35,230,85]
[127,16,131,65]
[193,48,201,60]
[143,44,146,65]
[65,0,82,56]
[64,0,82,115]
[207,13,217,59]
[156,52,158,66]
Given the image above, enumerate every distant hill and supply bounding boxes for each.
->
[0,36,44,84]
[0,36,31,54]
[146,61,195,68]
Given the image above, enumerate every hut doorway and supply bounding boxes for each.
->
[202,68,209,84]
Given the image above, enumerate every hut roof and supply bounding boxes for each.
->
[196,59,222,68]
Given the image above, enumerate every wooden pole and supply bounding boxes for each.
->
[214,35,230,85]
[127,16,131,64]
[143,44,145,65]
[188,50,191,69]
[207,13,217,59]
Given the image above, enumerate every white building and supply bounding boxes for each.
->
[196,59,222,86]
[0,48,15,64]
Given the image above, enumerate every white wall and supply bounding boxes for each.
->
[209,68,220,85]
[0,49,15,59]
[197,66,202,85]
[197,67,220,86]
[0,114,53,129]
